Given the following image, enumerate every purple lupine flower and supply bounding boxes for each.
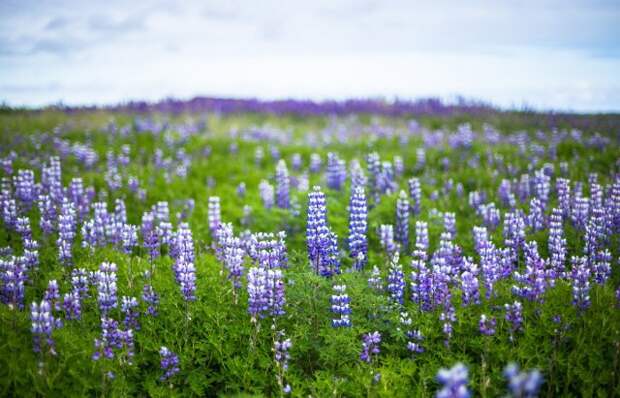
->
[350,159,367,191]
[57,198,77,265]
[142,283,159,316]
[379,224,398,257]
[173,256,196,302]
[593,249,611,285]
[368,265,383,291]
[172,223,195,263]
[387,253,405,304]
[474,227,501,299]
[326,152,346,190]
[247,266,269,320]
[224,235,245,291]
[236,182,246,198]
[306,186,340,277]
[584,207,606,268]
[406,329,425,354]
[395,190,410,252]
[360,331,381,363]
[37,194,55,235]
[570,256,591,311]
[556,178,571,218]
[92,317,132,362]
[95,262,118,314]
[348,186,368,270]
[504,211,526,262]
[410,259,431,309]
[548,208,567,281]
[413,221,429,260]
[71,268,90,298]
[16,216,32,241]
[276,159,290,209]
[265,268,286,317]
[330,284,352,328]
[208,196,221,233]
[478,202,501,230]
[460,263,480,306]
[571,195,589,231]
[141,211,160,261]
[309,153,321,173]
[527,198,546,231]
[505,301,523,340]
[44,279,61,310]
[440,300,456,345]
[444,212,456,240]
[479,314,496,336]
[274,330,292,394]
[159,346,180,381]
[41,157,62,206]
[367,152,381,202]
[377,161,396,195]
[291,153,302,171]
[503,363,543,398]
[121,224,138,254]
[415,147,426,170]
[512,242,547,303]
[615,287,620,308]
[121,296,140,330]
[91,202,110,247]
[607,177,620,233]
[23,238,39,270]
[259,179,275,209]
[498,179,514,208]
[31,299,61,355]
[436,363,471,398]
[68,177,90,220]
[14,169,36,209]
[62,292,81,320]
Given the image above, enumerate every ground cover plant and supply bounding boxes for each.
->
[0,100,619,397]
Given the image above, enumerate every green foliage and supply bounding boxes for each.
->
[0,110,619,397]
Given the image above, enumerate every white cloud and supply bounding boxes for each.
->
[0,0,618,111]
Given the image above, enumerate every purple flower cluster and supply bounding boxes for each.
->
[142,283,159,316]
[570,256,591,311]
[505,301,523,339]
[95,262,118,314]
[57,198,77,265]
[479,314,496,336]
[387,253,405,304]
[348,186,368,270]
[276,159,290,209]
[306,186,340,277]
[247,266,286,320]
[259,179,275,209]
[159,346,180,381]
[208,196,221,233]
[172,223,196,302]
[395,190,410,251]
[436,363,471,398]
[330,284,351,328]
[274,331,292,394]
[503,363,543,398]
[380,224,398,257]
[31,299,62,355]
[326,152,346,190]
[360,331,381,363]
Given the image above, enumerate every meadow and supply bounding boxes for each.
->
[0,101,619,397]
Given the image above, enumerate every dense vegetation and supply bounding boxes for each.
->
[0,107,619,397]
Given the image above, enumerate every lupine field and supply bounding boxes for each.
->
[0,99,619,397]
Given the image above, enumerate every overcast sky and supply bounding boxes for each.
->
[1,0,619,112]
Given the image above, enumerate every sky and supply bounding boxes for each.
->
[1,0,619,112]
